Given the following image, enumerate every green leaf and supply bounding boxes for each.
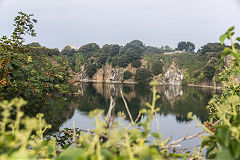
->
[50,77,54,82]
[233,114,240,126]
[217,126,230,146]
[57,148,87,160]
[236,37,240,42]
[230,51,238,58]
[216,147,234,160]
[6,63,13,70]
[49,83,54,90]
[227,26,235,32]
[230,140,240,158]
[222,48,232,58]
[219,34,227,45]
[233,69,239,76]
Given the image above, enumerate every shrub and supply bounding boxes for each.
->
[118,55,129,68]
[197,43,225,55]
[111,57,119,67]
[27,42,41,47]
[134,68,152,83]
[123,70,133,80]
[86,64,97,78]
[77,43,100,54]
[203,64,216,80]
[152,60,164,75]
[193,70,201,78]
[61,45,77,56]
[131,60,142,68]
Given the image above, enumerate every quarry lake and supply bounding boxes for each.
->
[29,82,220,149]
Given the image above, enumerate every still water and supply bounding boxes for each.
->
[26,83,219,149]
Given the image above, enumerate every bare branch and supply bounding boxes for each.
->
[120,88,134,124]
[133,111,142,127]
[106,96,116,125]
[154,111,160,133]
[161,124,204,150]
[72,121,76,147]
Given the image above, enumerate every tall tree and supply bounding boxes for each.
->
[177,41,195,52]
[61,45,77,56]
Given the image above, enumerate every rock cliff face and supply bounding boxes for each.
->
[163,62,184,85]
[72,63,137,83]
[71,60,185,85]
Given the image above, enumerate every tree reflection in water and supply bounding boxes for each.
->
[24,82,220,134]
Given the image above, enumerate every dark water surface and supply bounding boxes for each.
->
[26,83,220,149]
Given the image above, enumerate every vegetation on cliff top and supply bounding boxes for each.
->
[55,33,228,85]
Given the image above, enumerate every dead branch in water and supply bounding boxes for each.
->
[161,120,221,150]
[120,88,134,124]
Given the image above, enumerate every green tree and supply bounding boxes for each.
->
[61,45,77,56]
[203,64,216,80]
[152,60,164,75]
[186,42,195,52]
[118,54,129,68]
[177,41,195,52]
[101,44,120,56]
[27,42,41,47]
[77,43,100,54]
[131,60,142,68]
[0,12,71,99]
[86,64,97,78]
[177,41,187,51]
[120,40,144,55]
[0,12,37,97]
[96,54,107,68]
[144,46,163,54]
[47,48,60,56]
[134,68,152,83]
[123,70,133,80]
[197,43,225,55]
[111,57,119,67]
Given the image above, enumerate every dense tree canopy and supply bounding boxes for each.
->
[203,64,216,80]
[61,45,77,56]
[86,64,97,78]
[77,43,100,54]
[120,40,144,55]
[134,68,152,83]
[197,43,225,55]
[27,42,41,47]
[177,41,195,52]
[144,46,164,54]
[152,59,164,75]
[101,44,120,57]
[123,70,133,80]
[131,60,142,68]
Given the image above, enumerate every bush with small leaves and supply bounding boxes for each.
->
[135,68,153,83]
[203,64,216,80]
[131,60,142,68]
[123,70,133,80]
[86,64,97,78]
[152,59,164,76]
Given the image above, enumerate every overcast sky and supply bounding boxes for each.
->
[0,0,240,50]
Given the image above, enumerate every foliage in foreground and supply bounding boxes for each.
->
[0,83,189,160]
[202,27,240,159]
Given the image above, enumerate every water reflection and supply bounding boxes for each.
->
[23,82,218,133]
[74,83,213,123]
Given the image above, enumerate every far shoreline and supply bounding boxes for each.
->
[73,80,222,90]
